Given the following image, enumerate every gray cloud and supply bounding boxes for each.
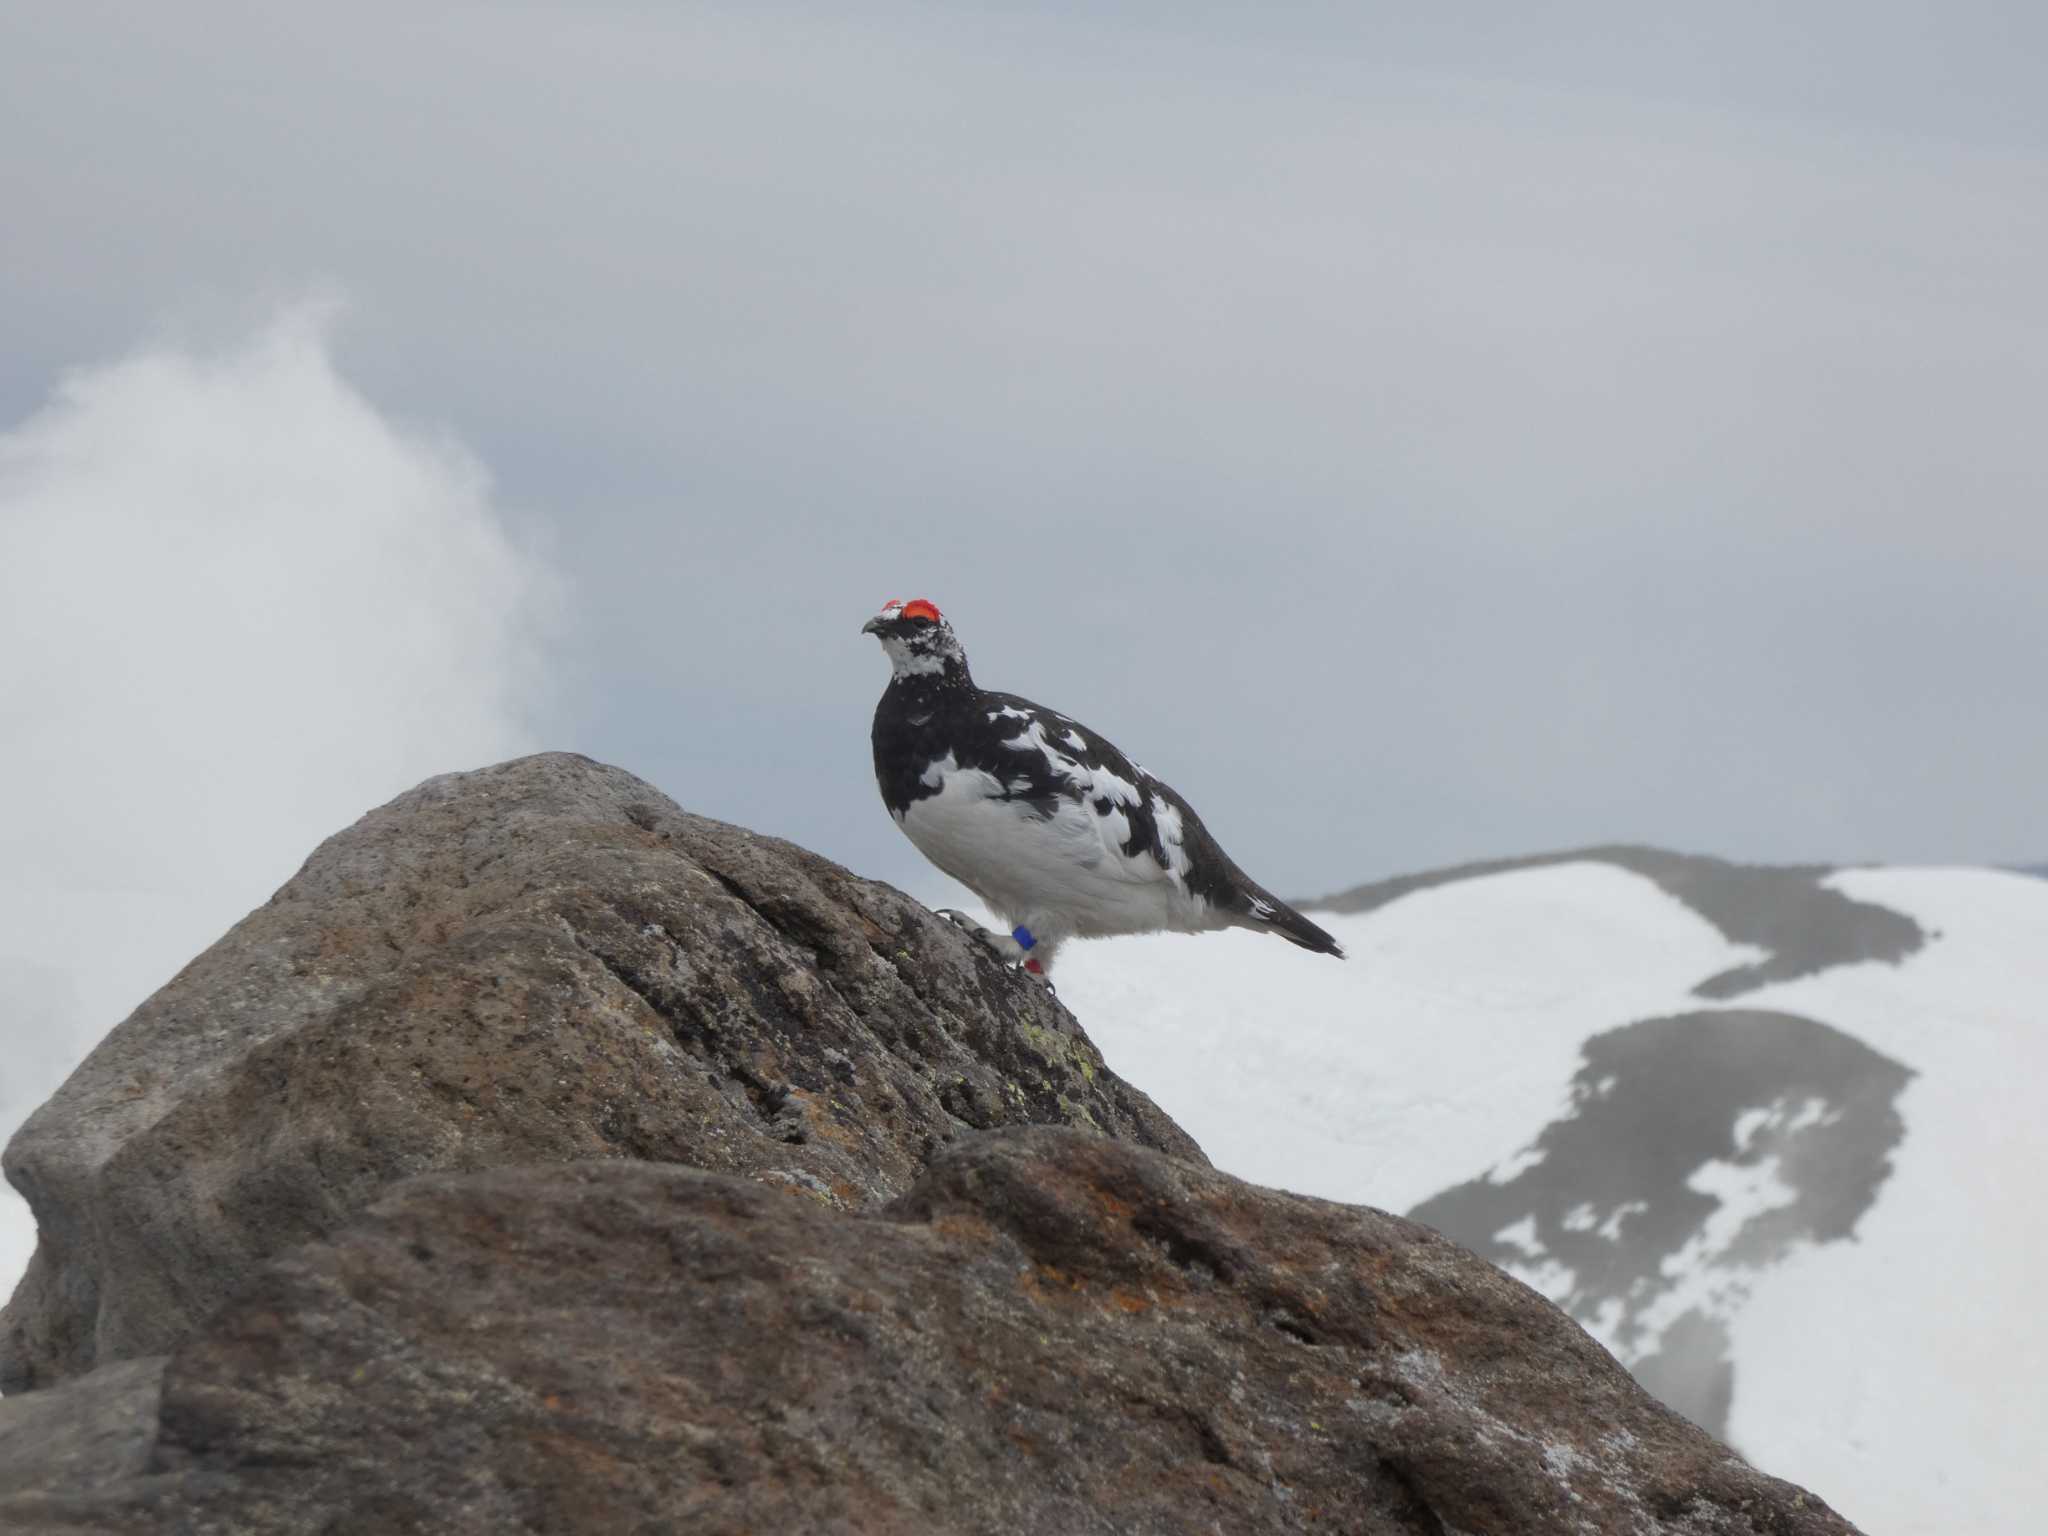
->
[1,5,2044,929]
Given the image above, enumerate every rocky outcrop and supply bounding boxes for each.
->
[2,753,1196,1391]
[0,755,1861,1532]
[7,1132,1856,1535]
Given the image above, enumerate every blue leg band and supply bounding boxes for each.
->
[1011,925,1036,951]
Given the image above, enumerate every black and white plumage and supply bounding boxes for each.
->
[863,597,1344,979]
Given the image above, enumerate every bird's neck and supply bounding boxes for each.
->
[884,655,975,704]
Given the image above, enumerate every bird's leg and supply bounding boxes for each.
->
[934,911,1053,986]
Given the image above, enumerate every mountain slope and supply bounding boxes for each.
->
[1052,850,2046,1536]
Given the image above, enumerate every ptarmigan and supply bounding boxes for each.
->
[864,597,1344,980]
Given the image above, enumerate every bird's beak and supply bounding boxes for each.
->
[860,616,885,636]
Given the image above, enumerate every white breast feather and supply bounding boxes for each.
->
[896,729,1216,941]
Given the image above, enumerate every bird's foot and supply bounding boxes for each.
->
[934,910,1054,989]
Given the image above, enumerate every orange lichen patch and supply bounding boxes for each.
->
[1086,1186,1137,1224]
[1019,1266,1179,1324]
[930,1212,1000,1246]
[774,1090,871,1165]
[780,1084,822,1115]
[1019,1262,1085,1307]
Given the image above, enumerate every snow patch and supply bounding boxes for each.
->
[1059,861,1761,1213]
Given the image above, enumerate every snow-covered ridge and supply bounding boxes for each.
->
[1050,851,2047,1536]
[1306,843,1927,998]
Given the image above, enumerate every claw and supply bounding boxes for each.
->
[930,907,1051,986]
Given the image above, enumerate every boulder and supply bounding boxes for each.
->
[6,1131,1857,1533]
[2,753,1197,1390]
[0,754,1862,1532]
[0,1355,163,1503]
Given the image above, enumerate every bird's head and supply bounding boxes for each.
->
[862,597,967,681]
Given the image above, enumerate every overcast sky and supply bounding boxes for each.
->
[3,4,2046,1278]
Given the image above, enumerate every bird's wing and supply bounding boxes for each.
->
[979,694,1203,892]
[967,691,1343,955]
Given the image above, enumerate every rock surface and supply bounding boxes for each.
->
[0,756,1862,1533]
[2,753,1197,1390]
[0,1355,163,1502]
[7,1131,1856,1535]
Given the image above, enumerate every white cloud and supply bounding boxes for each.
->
[0,304,558,1296]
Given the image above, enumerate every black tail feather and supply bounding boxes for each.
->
[1242,891,1346,958]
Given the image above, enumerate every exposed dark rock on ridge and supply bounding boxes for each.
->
[1,753,1197,1391]
[1411,1010,1913,1437]
[1307,844,1924,999]
[1314,849,1923,1443]
[5,1133,1857,1535]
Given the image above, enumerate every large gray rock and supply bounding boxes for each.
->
[0,759,1864,1531]
[3,1131,1858,1534]
[1,753,1198,1391]
[0,1355,163,1502]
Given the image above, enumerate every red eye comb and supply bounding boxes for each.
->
[899,598,942,622]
